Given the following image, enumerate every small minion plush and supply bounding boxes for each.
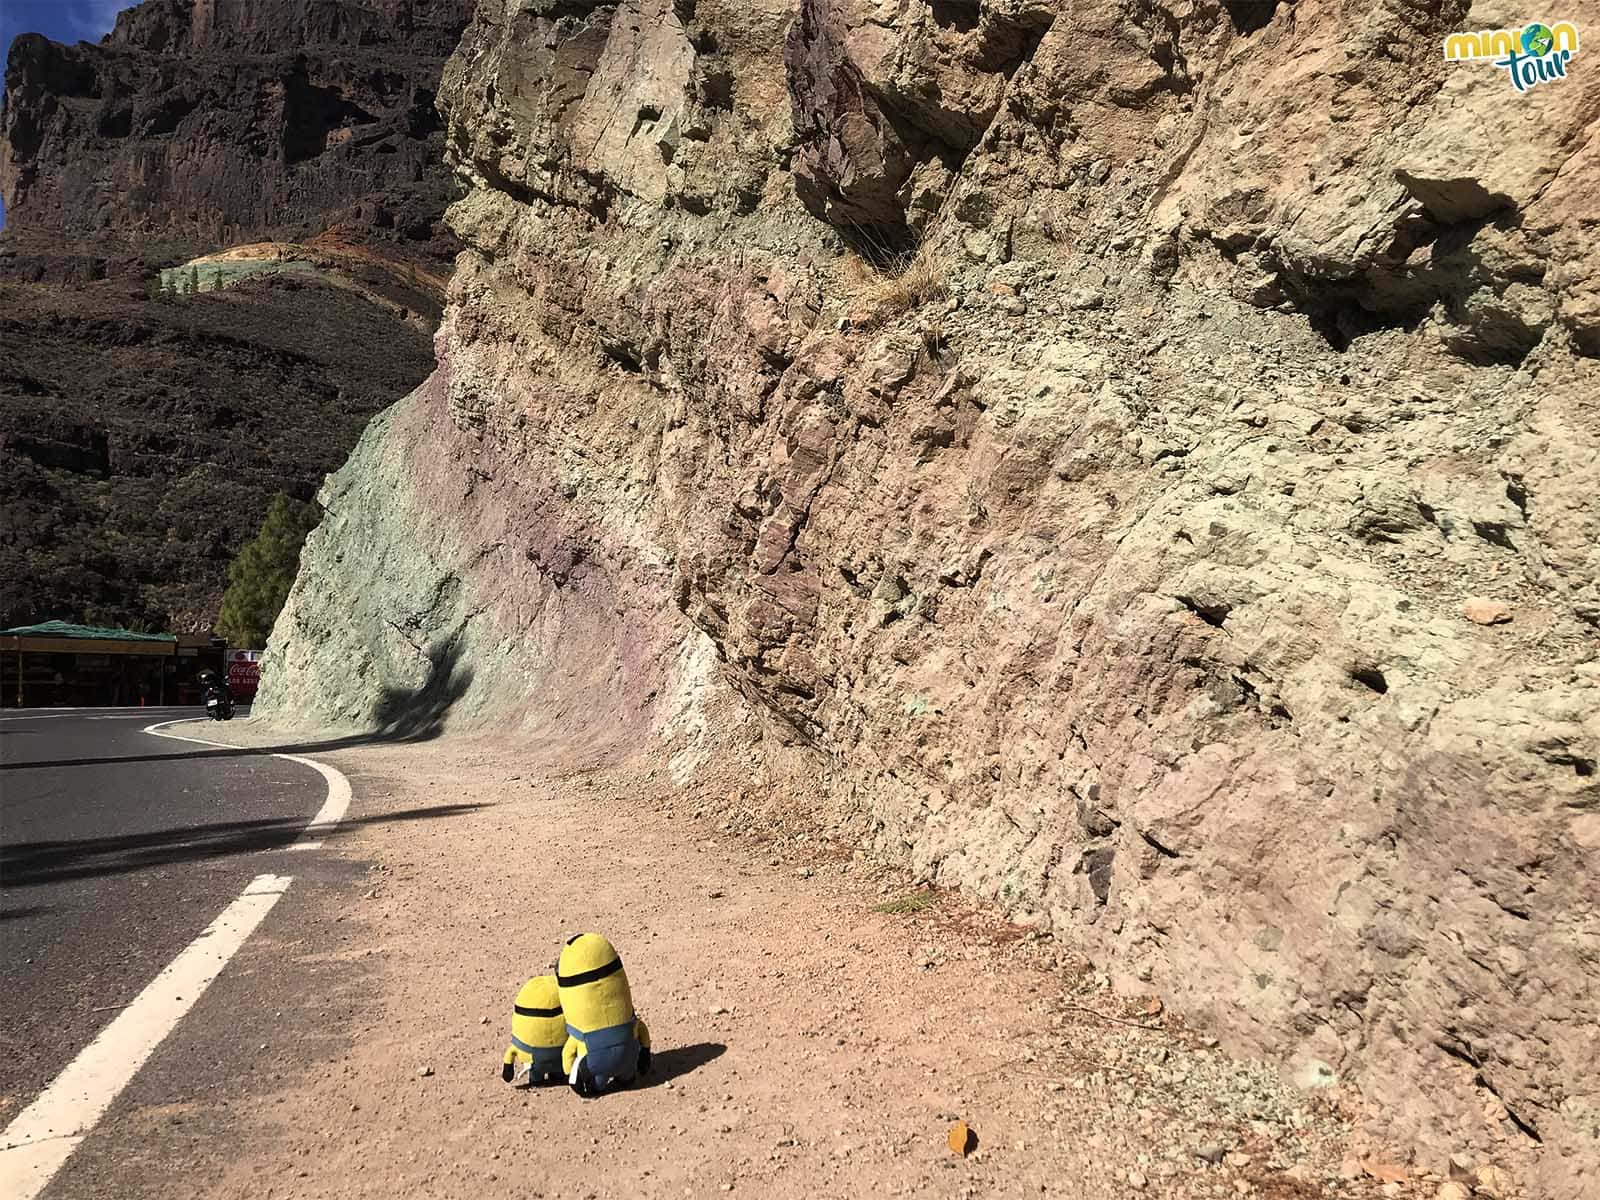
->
[501,974,566,1086]
[556,933,651,1096]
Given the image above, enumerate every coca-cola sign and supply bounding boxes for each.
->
[227,649,261,699]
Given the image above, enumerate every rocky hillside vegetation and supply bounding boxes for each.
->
[0,0,473,632]
[259,1,1597,1193]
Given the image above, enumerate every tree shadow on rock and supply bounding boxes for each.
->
[1,636,477,773]
[368,634,474,742]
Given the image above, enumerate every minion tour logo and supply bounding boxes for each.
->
[1443,21,1580,92]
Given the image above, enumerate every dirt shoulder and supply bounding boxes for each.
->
[172,721,1441,1199]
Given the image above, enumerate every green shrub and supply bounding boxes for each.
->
[215,493,320,648]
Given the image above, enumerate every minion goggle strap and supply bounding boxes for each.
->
[514,1004,562,1018]
[556,957,623,988]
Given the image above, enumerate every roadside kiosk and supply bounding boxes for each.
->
[0,621,179,707]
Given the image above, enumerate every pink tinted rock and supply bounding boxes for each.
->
[1462,598,1512,626]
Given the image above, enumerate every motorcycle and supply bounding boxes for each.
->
[204,685,235,721]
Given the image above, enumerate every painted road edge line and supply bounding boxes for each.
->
[141,719,352,851]
[0,718,355,1197]
[0,874,293,1200]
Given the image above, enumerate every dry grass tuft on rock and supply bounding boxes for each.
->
[875,890,941,915]
[844,245,949,328]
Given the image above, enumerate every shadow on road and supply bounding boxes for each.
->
[1,904,53,921]
[2,803,488,888]
[0,637,475,774]
[637,1042,727,1088]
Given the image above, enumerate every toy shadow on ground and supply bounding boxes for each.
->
[637,1042,728,1088]
[0,803,487,888]
[0,636,475,773]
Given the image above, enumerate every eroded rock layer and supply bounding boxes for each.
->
[262,2,1600,1191]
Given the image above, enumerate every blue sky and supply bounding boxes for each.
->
[1,2,132,228]
[1,0,129,53]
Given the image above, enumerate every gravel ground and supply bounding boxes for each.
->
[169,720,1521,1200]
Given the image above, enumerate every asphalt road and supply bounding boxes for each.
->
[0,707,328,1123]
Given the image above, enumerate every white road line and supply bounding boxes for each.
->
[0,874,293,1200]
[141,720,353,850]
[0,711,184,724]
[85,714,189,721]
[0,719,354,1198]
[274,754,351,850]
[138,719,236,749]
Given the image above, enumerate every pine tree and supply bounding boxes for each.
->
[215,494,321,649]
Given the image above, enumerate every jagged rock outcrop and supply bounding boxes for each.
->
[0,0,474,631]
[1,0,473,250]
[263,2,1599,1193]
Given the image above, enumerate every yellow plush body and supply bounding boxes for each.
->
[556,933,651,1095]
[500,974,565,1085]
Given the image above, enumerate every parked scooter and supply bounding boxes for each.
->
[198,669,235,721]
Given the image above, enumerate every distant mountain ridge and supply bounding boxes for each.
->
[0,0,474,634]
[2,0,474,252]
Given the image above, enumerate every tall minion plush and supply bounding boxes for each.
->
[501,974,566,1086]
[556,933,651,1096]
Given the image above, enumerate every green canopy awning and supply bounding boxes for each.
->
[1,620,177,644]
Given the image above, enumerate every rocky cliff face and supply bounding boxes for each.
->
[262,1,1600,1191]
[1,0,473,250]
[0,0,474,632]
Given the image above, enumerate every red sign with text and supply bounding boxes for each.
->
[227,650,261,699]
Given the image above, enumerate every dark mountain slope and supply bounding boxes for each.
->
[0,0,473,633]
[0,257,436,630]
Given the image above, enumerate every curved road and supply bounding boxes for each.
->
[0,708,327,1155]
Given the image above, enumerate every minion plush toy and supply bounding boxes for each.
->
[556,933,652,1096]
[501,974,566,1086]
